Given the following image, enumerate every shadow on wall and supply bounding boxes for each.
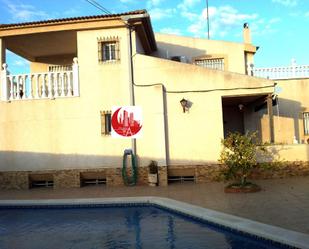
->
[152,42,206,62]
[258,143,309,162]
[274,98,305,143]
[0,151,221,172]
[246,97,305,143]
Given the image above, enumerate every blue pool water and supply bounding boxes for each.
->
[0,204,293,249]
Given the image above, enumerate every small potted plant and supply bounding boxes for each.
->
[148,160,158,186]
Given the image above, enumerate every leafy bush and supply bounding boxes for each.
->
[219,132,268,186]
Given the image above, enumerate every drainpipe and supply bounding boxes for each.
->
[121,13,148,156]
[127,24,136,156]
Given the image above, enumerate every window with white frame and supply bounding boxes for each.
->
[195,58,225,71]
[303,112,309,135]
[98,40,119,62]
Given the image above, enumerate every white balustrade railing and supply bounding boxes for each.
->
[1,57,79,101]
[253,60,309,80]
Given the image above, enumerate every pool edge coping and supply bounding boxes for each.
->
[0,196,308,249]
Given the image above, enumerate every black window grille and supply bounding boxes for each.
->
[101,111,112,135]
[98,41,120,62]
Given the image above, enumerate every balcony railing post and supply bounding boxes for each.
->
[1,63,9,101]
[291,59,296,78]
[72,57,79,97]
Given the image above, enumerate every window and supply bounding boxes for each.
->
[101,111,112,135]
[195,58,225,71]
[303,112,309,135]
[98,41,119,62]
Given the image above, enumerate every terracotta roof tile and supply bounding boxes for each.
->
[0,9,147,29]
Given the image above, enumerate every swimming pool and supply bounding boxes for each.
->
[0,197,307,249]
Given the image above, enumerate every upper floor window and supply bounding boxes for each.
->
[195,58,225,71]
[98,38,120,63]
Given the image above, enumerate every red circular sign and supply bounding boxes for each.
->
[111,107,142,137]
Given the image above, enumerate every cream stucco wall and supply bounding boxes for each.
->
[244,78,309,144]
[274,78,309,144]
[0,27,131,171]
[153,33,254,74]
[134,54,273,165]
[1,25,308,172]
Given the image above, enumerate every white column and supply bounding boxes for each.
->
[22,75,26,99]
[60,72,65,97]
[67,72,73,97]
[72,57,79,97]
[28,74,33,99]
[10,75,13,100]
[48,72,53,99]
[54,72,59,97]
[16,75,21,100]
[35,74,40,98]
[1,63,9,101]
[291,58,296,78]
[42,73,47,98]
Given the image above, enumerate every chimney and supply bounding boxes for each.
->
[243,23,251,44]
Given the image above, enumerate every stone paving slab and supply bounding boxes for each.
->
[1,176,308,235]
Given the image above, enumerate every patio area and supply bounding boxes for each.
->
[1,176,308,235]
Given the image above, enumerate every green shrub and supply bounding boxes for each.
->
[219,132,268,186]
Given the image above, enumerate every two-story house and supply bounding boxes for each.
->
[0,10,308,189]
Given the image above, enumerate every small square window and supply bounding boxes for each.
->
[101,111,112,135]
[98,41,119,62]
[303,112,309,135]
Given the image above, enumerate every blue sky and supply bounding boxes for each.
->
[0,0,308,73]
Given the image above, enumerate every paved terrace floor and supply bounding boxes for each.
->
[0,177,308,235]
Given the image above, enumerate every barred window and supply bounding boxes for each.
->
[195,58,224,71]
[303,112,309,135]
[101,111,112,135]
[98,41,120,62]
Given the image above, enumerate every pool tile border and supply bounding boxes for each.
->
[0,197,308,249]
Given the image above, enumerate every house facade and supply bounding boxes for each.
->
[0,10,308,189]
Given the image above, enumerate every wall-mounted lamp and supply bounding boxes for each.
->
[238,104,244,111]
[180,98,188,113]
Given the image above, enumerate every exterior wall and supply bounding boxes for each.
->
[30,54,76,73]
[1,155,309,189]
[134,54,273,165]
[133,31,144,55]
[153,33,252,74]
[266,144,309,161]
[244,103,269,143]
[0,27,133,171]
[244,78,309,144]
[0,27,167,173]
[30,62,49,73]
[274,78,309,144]
[222,106,244,137]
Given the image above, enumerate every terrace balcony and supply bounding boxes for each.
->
[252,60,309,80]
[1,58,79,101]
[0,22,80,102]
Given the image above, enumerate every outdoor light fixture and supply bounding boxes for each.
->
[238,104,244,111]
[180,98,188,113]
